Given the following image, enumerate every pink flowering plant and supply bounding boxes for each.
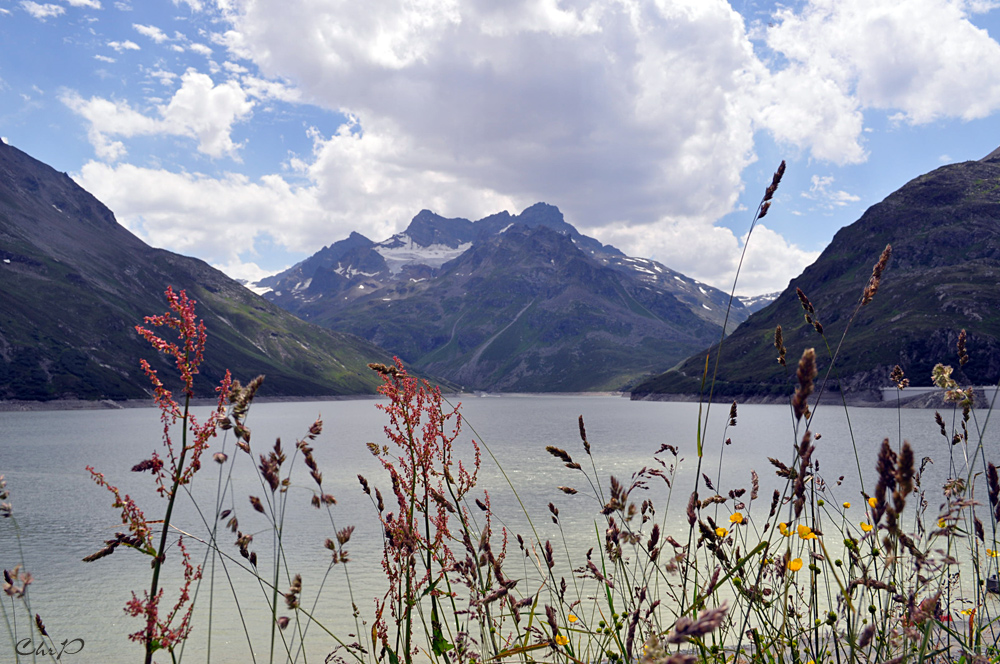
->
[85,287,230,664]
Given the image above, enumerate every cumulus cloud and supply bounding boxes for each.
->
[72,123,517,269]
[188,42,213,56]
[75,161,322,269]
[108,39,140,52]
[594,218,819,297]
[94,54,116,63]
[758,0,1000,161]
[133,23,169,43]
[65,0,102,8]
[73,0,1000,293]
[801,175,861,209]
[21,2,65,20]
[61,69,254,159]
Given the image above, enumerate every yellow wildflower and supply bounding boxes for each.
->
[843,502,851,509]
[960,608,974,616]
[797,524,817,540]
[868,497,877,508]
[988,549,999,558]
[568,614,578,623]
[555,634,569,646]
[861,522,873,533]
[779,522,790,537]
[939,518,947,528]
[788,558,803,572]
[730,512,744,524]
[716,527,728,538]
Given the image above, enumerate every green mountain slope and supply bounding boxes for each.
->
[0,141,388,401]
[632,149,1000,400]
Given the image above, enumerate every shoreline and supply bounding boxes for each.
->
[0,390,631,413]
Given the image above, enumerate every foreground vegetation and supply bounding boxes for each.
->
[5,163,1000,663]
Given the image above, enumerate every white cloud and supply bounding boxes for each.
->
[801,175,861,209]
[65,0,102,8]
[173,0,204,11]
[595,219,821,297]
[133,23,169,43]
[20,2,65,20]
[74,161,326,269]
[759,0,1000,160]
[74,0,1000,293]
[0,7,12,14]
[108,39,140,52]
[216,0,761,230]
[61,69,254,160]
[189,42,212,56]
[240,75,299,102]
[146,68,178,85]
[94,54,116,63]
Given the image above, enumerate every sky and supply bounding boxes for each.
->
[2,0,1000,296]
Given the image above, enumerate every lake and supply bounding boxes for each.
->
[0,394,991,663]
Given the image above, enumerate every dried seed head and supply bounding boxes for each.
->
[545,446,573,464]
[35,613,48,637]
[861,244,892,306]
[791,348,817,422]
[774,325,787,366]
[958,329,969,366]
[796,288,815,316]
[578,415,591,455]
[858,624,875,648]
[686,491,698,526]
[666,602,729,644]
[890,365,909,389]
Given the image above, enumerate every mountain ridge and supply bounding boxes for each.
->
[260,206,748,392]
[631,149,1000,402]
[0,140,391,401]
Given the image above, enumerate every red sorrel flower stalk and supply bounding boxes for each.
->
[85,287,231,664]
[363,359,482,663]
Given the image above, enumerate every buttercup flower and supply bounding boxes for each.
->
[797,524,817,540]
[779,522,790,537]
[788,558,803,572]
[843,502,851,509]
[861,522,873,533]
[730,512,744,524]
[555,634,569,646]
[868,497,877,508]
[568,614,578,623]
[716,527,728,538]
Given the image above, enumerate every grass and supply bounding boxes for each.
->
[4,161,1000,663]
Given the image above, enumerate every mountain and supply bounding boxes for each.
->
[631,148,1000,401]
[0,140,390,401]
[259,205,752,392]
[737,292,780,313]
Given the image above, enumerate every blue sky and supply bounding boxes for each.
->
[3,0,1000,295]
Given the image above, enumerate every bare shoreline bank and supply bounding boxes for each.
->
[0,391,631,413]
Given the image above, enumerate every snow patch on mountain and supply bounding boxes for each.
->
[376,234,473,274]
